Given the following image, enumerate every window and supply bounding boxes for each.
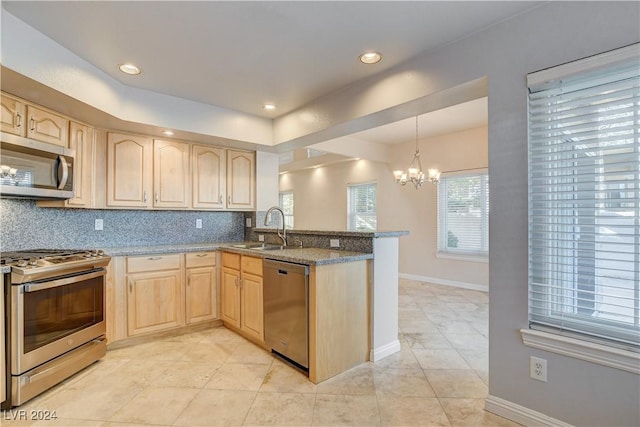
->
[527,44,639,349]
[279,192,294,229]
[348,183,377,231]
[437,172,489,258]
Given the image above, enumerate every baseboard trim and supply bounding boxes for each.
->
[485,395,572,427]
[370,339,401,362]
[398,273,489,292]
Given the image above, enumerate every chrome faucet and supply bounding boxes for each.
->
[264,206,287,247]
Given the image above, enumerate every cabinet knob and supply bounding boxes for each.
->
[29,117,35,131]
[16,112,22,128]
[148,257,162,261]
[155,193,159,204]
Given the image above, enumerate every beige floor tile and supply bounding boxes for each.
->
[260,360,317,393]
[31,418,105,426]
[205,363,271,391]
[312,394,380,426]
[78,358,174,388]
[442,333,488,351]
[149,361,220,388]
[227,342,276,365]
[180,341,236,364]
[413,349,472,370]
[403,332,453,350]
[372,367,435,397]
[109,386,198,425]
[424,370,488,398]
[377,395,451,426]
[243,392,316,426]
[440,398,522,427]
[400,318,441,334]
[173,389,256,426]
[316,364,375,395]
[371,346,421,370]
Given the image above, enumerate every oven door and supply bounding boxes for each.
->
[11,269,106,375]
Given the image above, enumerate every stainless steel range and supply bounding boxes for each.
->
[1,249,111,408]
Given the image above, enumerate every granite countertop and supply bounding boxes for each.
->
[103,242,372,266]
[253,228,409,238]
[1,266,10,274]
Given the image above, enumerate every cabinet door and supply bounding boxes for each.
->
[192,144,225,209]
[26,105,69,146]
[1,92,26,136]
[154,139,190,208]
[227,150,255,210]
[186,266,218,324]
[67,121,94,207]
[127,270,183,336]
[107,133,152,208]
[220,267,241,328]
[240,272,264,342]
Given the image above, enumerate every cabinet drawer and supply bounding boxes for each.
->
[127,254,181,273]
[222,252,241,270]
[186,252,217,268]
[241,256,263,277]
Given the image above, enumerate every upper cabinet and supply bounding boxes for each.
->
[1,92,68,146]
[192,144,225,210]
[66,122,94,207]
[153,139,190,209]
[107,132,152,208]
[227,150,255,210]
[1,92,26,136]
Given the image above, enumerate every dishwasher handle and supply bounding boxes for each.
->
[264,259,309,276]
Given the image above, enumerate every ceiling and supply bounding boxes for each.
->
[2,1,539,122]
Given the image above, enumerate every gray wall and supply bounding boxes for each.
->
[275,1,640,425]
[0,199,245,251]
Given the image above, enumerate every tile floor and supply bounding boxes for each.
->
[2,279,520,426]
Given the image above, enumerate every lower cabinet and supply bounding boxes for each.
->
[106,251,219,343]
[221,252,264,343]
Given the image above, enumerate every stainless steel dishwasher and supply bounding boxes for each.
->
[263,259,310,371]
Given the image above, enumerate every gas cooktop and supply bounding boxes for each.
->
[1,249,110,283]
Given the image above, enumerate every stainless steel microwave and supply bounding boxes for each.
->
[0,133,75,199]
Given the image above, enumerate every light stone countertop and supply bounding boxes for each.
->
[253,228,409,238]
[102,242,372,266]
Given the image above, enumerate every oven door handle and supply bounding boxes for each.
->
[23,269,106,293]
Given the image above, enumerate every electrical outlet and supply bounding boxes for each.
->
[530,356,547,382]
[94,219,103,231]
[246,217,252,227]
[330,239,340,248]
[258,234,265,242]
[196,219,202,229]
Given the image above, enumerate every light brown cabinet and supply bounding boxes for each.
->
[227,150,255,210]
[221,252,263,342]
[126,254,183,337]
[107,132,152,208]
[192,144,226,209]
[154,139,190,209]
[185,252,218,324]
[1,92,26,136]
[67,121,94,207]
[1,92,69,146]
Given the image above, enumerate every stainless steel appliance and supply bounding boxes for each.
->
[0,133,75,199]
[263,259,309,370]
[1,249,110,408]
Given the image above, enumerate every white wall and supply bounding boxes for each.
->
[277,3,640,425]
[280,126,489,288]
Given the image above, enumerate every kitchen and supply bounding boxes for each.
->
[1,2,639,427]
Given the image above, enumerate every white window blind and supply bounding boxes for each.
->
[437,172,489,257]
[527,44,640,349]
[348,183,377,231]
[279,192,294,229]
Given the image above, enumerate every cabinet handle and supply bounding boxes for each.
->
[143,191,147,203]
[196,254,207,257]
[29,117,35,131]
[155,192,159,204]
[16,112,22,128]
[239,278,243,288]
[148,256,162,261]
[228,195,232,205]
[129,281,133,293]
[187,277,191,287]
[219,195,223,204]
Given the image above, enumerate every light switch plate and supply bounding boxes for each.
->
[246,218,252,227]
[258,234,265,242]
[196,219,202,229]
[94,219,103,231]
[330,239,340,248]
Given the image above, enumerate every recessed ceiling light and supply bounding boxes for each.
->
[118,63,142,75]
[358,51,382,64]
[263,103,276,111]
[161,130,174,137]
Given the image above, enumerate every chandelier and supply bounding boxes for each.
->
[393,116,440,189]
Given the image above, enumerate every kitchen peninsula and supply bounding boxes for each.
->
[103,228,407,383]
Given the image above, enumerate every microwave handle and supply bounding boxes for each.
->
[57,155,69,190]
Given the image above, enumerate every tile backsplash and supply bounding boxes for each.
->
[0,199,245,252]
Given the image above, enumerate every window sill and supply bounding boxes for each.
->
[436,252,488,263]
[520,329,640,374]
